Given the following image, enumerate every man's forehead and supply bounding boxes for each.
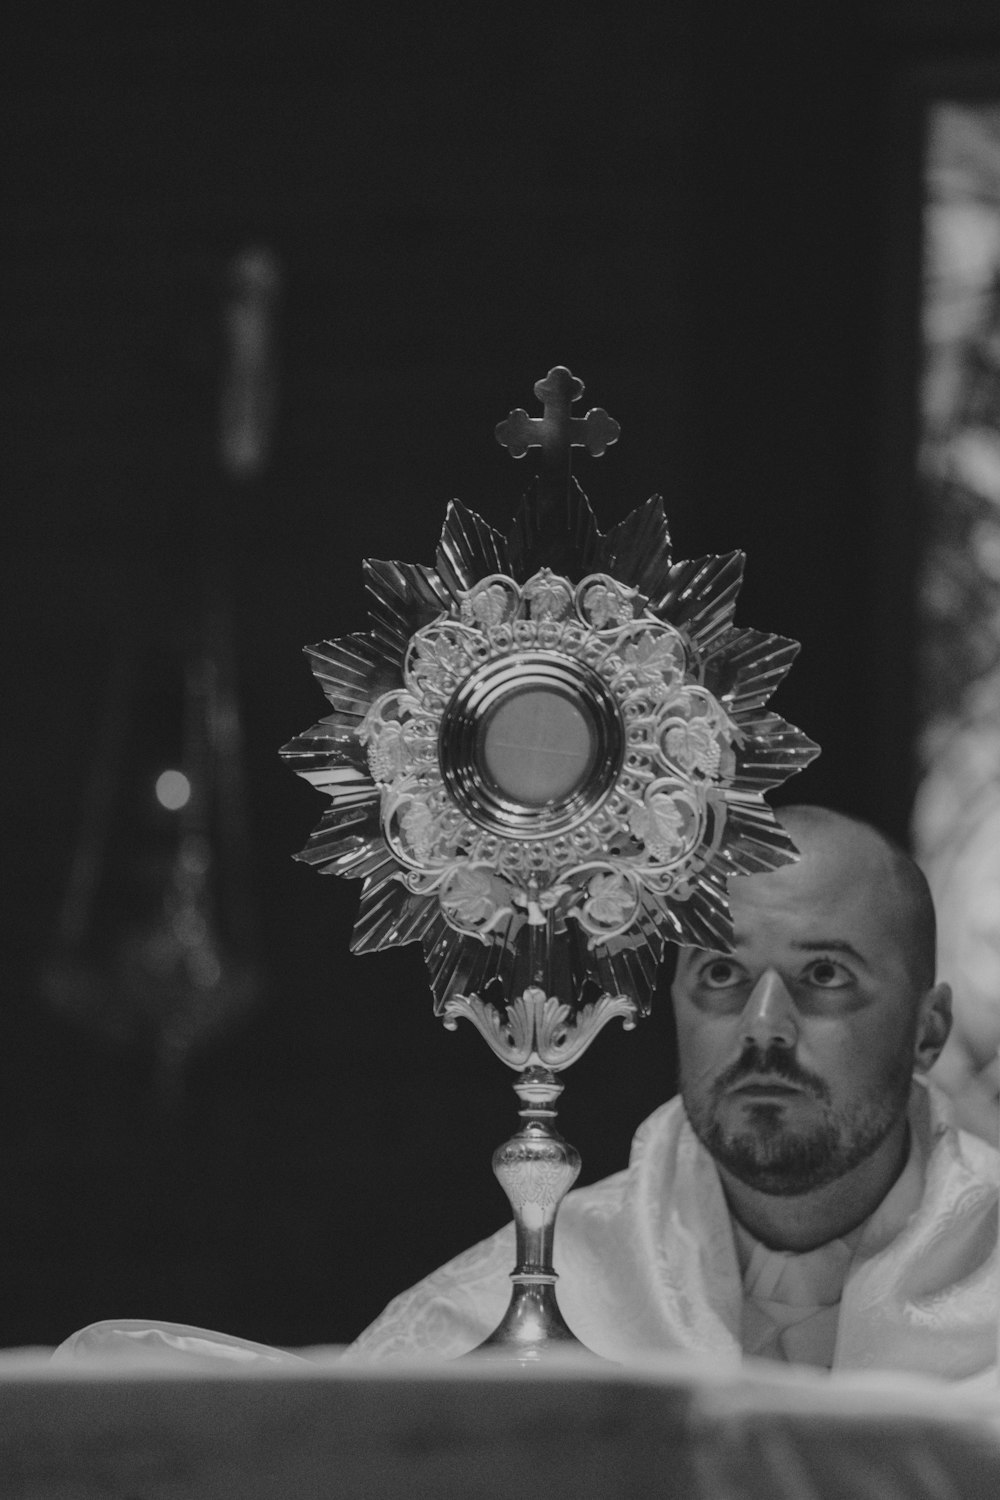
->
[672,850,907,974]
[729,824,901,913]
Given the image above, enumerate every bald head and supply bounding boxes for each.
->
[672,803,951,1217]
[770,806,937,993]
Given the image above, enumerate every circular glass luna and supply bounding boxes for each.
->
[439,653,624,834]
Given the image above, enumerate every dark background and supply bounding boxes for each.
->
[3,3,997,1349]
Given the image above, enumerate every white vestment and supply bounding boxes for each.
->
[349,1079,1000,1378]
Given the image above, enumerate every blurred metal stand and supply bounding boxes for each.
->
[41,248,279,1104]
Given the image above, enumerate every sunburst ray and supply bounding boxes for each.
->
[601,495,675,601]
[705,628,802,711]
[304,635,400,722]
[363,559,451,662]
[507,478,602,581]
[651,551,746,653]
[436,500,511,600]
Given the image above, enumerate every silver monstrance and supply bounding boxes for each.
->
[281,367,818,1359]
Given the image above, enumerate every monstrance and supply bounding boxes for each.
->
[281,366,819,1359]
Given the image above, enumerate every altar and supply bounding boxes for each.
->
[3,1347,999,1498]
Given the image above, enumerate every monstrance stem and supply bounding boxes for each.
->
[474,1065,589,1360]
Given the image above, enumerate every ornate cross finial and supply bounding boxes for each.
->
[495,366,620,470]
[494,366,621,570]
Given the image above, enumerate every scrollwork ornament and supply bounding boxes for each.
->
[439,986,638,1072]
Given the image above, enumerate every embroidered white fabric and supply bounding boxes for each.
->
[732,1127,925,1367]
[52,1319,309,1367]
[348,1078,1000,1379]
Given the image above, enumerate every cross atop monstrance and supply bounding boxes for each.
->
[495,365,620,513]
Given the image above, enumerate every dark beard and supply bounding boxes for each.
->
[685,1045,912,1197]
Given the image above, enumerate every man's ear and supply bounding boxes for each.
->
[914,982,952,1074]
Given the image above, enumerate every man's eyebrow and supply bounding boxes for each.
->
[727,933,870,967]
[790,939,870,967]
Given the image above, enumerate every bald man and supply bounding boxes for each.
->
[350,807,999,1379]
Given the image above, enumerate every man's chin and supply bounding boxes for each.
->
[700,1106,907,1197]
[721,1155,837,1197]
[700,1124,847,1197]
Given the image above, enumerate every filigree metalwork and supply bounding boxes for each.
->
[359,566,745,952]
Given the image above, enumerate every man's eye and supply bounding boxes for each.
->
[803,958,852,988]
[700,959,743,988]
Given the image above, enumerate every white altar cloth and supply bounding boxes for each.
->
[0,1344,998,1498]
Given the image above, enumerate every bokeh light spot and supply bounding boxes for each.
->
[155,769,191,811]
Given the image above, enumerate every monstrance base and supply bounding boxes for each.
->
[473,1278,597,1362]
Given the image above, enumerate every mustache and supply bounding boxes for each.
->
[711,1046,831,1105]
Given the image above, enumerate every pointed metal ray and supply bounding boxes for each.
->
[304,814,381,871]
[306,796,380,830]
[304,634,400,720]
[473,917,523,999]
[294,801,382,868]
[420,913,458,1014]
[670,869,736,950]
[382,889,444,948]
[280,720,369,776]
[353,858,407,906]
[705,629,802,712]
[507,477,602,582]
[435,500,512,603]
[293,796,392,879]
[592,924,663,1014]
[480,917,518,995]
[611,921,661,987]
[283,756,373,804]
[296,797,378,838]
[508,925,538,1006]
[304,777,377,813]
[336,830,401,892]
[592,951,642,1010]
[456,921,519,1002]
[423,921,468,1006]
[716,794,802,865]
[423,924,495,1012]
[433,915,520,1002]
[610,937,660,999]
[317,835,400,882]
[731,713,821,790]
[651,552,746,654]
[561,919,593,1001]
[363,559,451,661]
[351,876,420,951]
[715,845,793,881]
[447,928,506,1003]
[547,925,575,1009]
[601,496,675,602]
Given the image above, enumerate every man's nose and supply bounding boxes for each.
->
[740,969,798,1051]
